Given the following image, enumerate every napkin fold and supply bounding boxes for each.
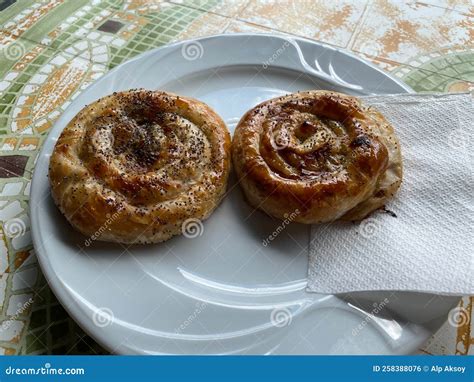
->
[307,93,473,295]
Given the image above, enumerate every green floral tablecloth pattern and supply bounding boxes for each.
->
[0,0,472,355]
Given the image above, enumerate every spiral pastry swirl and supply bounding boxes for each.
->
[49,90,231,243]
[232,91,402,223]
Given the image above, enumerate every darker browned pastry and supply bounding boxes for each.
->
[232,91,402,223]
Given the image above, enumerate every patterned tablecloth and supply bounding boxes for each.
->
[0,0,472,355]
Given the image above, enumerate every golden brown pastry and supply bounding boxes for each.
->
[232,91,402,223]
[49,89,231,244]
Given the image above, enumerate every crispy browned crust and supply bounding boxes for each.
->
[232,90,402,223]
[49,89,231,244]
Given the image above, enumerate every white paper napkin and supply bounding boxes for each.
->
[307,93,473,295]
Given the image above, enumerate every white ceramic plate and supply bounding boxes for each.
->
[30,34,458,355]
